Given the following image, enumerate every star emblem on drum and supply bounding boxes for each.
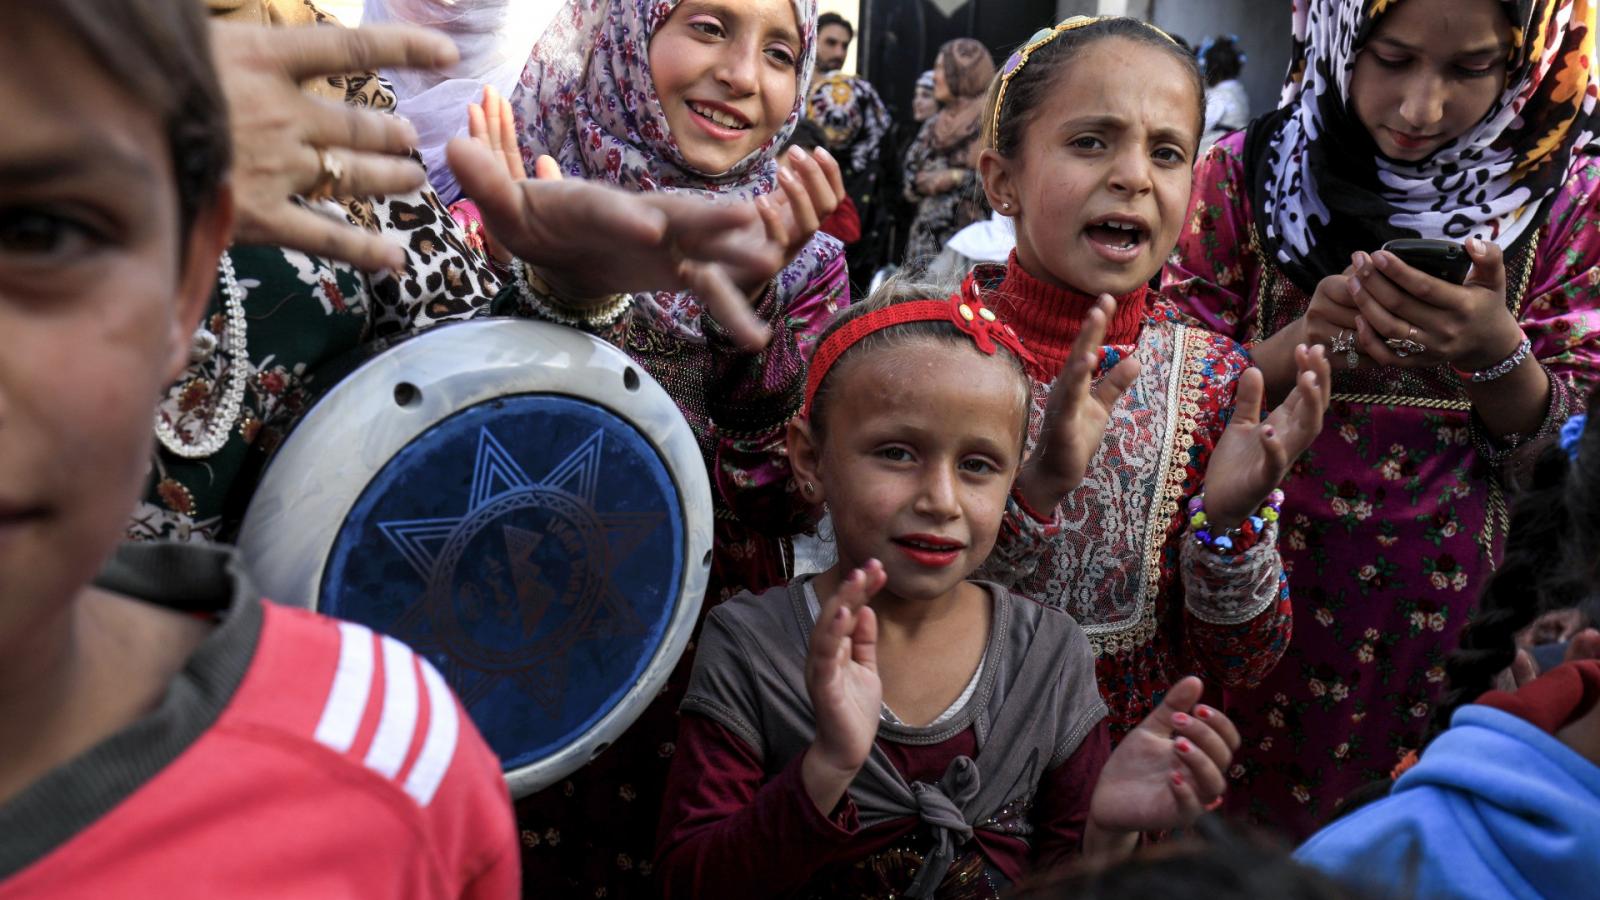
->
[377,428,662,714]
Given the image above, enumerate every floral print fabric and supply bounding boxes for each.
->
[1164,133,1600,837]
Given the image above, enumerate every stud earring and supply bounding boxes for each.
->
[1001,201,1012,211]
[803,481,815,497]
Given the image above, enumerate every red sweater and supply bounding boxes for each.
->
[655,714,1110,898]
[0,583,518,898]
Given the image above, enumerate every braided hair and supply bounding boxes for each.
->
[1424,393,1600,746]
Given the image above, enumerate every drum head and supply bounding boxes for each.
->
[238,319,712,797]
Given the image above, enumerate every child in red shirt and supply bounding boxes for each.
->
[0,4,516,896]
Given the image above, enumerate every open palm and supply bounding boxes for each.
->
[1204,345,1330,528]
[1090,677,1240,832]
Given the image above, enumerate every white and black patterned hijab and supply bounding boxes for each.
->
[1245,0,1598,292]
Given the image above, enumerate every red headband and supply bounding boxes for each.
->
[802,275,1045,418]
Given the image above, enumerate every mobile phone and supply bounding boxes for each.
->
[1379,238,1472,284]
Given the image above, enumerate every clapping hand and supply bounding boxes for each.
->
[1015,296,1142,515]
[1088,677,1240,840]
[800,561,886,815]
[1202,346,1331,530]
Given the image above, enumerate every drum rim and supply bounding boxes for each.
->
[236,318,713,798]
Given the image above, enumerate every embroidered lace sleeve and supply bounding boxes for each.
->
[1177,337,1293,688]
[1161,134,1261,343]
[982,486,1065,588]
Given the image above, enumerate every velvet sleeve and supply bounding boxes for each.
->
[1176,339,1293,689]
[1161,134,1262,343]
[655,715,860,900]
[1470,152,1600,468]
[1029,719,1111,874]
[710,243,850,537]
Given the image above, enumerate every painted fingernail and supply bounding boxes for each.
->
[1173,712,1191,727]
[1263,426,1276,439]
[1196,705,1213,719]
[1177,739,1193,754]
[1172,772,1185,786]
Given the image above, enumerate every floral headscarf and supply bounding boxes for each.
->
[513,0,818,200]
[1245,0,1599,292]
[806,72,892,177]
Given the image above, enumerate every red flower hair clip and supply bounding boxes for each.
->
[803,278,1045,418]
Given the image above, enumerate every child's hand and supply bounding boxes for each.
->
[467,84,526,183]
[447,137,785,350]
[801,561,886,815]
[1016,296,1142,514]
[1088,677,1240,839]
[1201,345,1331,531]
[465,85,527,263]
[757,146,847,294]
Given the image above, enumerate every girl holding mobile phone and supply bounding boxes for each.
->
[1163,0,1600,839]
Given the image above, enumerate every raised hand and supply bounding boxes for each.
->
[466,84,526,184]
[1015,296,1142,514]
[1088,677,1240,837]
[801,561,886,815]
[212,22,459,271]
[761,146,848,283]
[447,137,787,350]
[1202,345,1331,530]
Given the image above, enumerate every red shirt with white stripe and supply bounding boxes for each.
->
[0,543,518,898]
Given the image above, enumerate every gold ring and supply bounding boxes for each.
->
[306,147,344,201]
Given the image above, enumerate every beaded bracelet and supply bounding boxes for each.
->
[1188,489,1284,556]
[512,259,633,329]
[1451,337,1532,383]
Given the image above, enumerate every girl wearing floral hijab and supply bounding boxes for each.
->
[903,38,997,264]
[490,1,850,895]
[1165,0,1600,838]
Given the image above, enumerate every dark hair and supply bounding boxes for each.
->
[784,118,827,153]
[806,277,1032,446]
[817,12,854,40]
[50,0,230,237]
[1201,35,1245,86]
[1425,396,1600,744]
[984,17,1206,159]
[1010,816,1374,900]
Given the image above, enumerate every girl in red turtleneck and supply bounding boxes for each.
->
[968,16,1332,739]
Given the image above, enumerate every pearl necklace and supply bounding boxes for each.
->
[154,252,249,459]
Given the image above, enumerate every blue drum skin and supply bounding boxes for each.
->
[320,394,685,773]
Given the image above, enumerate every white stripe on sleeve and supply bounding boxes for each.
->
[313,621,376,753]
[363,635,421,779]
[402,658,462,807]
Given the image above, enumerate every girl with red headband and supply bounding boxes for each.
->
[971,17,1332,739]
[655,288,1241,898]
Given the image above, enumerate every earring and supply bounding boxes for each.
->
[802,481,815,497]
[1001,201,1012,211]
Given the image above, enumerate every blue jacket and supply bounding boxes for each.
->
[1295,706,1600,899]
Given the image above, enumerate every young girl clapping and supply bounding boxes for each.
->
[656,289,1241,898]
